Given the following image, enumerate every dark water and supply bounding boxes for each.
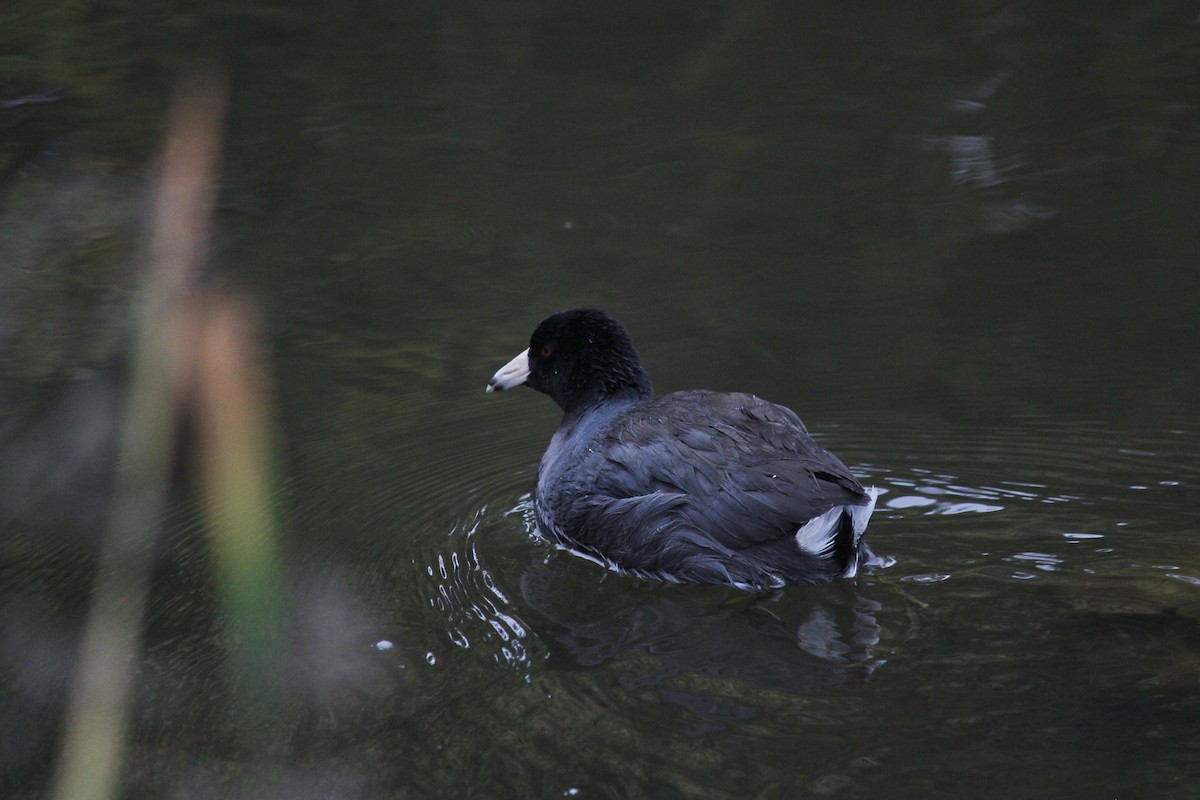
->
[2,3,1199,799]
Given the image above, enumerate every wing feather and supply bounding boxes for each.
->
[552,391,867,569]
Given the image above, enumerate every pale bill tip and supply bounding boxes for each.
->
[487,348,531,393]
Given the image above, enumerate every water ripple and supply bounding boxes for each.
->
[825,416,1198,590]
[419,504,538,676]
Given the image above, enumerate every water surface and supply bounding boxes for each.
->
[1,3,1198,798]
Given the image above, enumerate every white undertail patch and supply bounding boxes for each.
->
[841,487,878,578]
[847,487,879,542]
[794,505,844,556]
[794,487,879,577]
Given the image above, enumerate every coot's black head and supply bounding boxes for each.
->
[487,308,653,415]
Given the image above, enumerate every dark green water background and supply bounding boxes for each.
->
[2,2,1198,798]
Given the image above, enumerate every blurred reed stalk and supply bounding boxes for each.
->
[50,68,285,800]
[48,68,227,800]
[187,290,286,742]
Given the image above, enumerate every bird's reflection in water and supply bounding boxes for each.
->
[519,549,888,705]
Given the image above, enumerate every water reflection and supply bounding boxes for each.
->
[926,68,1058,234]
[519,555,893,734]
[420,504,536,676]
[874,468,1076,516]
[421,494,895,710]
[527,563,886,677]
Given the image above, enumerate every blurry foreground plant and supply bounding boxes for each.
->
[49,69,285,800]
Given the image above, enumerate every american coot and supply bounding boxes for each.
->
[487,308,879,590]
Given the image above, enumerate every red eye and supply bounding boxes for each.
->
[539,345,553,358]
